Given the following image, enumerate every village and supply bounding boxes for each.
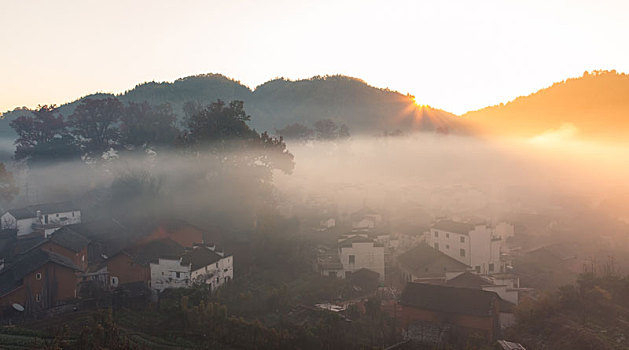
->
[1,187,619,349]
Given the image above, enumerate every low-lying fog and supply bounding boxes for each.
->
[6,132,629,245]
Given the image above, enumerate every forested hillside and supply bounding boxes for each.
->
[463,70,629,141]
[0,74,467,146]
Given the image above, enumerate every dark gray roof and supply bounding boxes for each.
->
[5,208,34,220]
[47,226,90,252]
[0,248,80,296]
[432,220,474,235]
[64,220,137,265]
[6,201,80,220]
[397,243,470,276]
[180,246,225,271]
[399,282,498,317]
[445,271,493,289]
[127,239,184,266]
[339,235,383,248]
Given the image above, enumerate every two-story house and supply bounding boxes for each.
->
[338,234,385,281]
[1,202,81,237]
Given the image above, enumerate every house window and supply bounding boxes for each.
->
[111,276,119,287]
[446,244,450,249]
[460,236,465,243]
[349,255,355,264]
[446,233,449,238]
[489,263,494,272]
[460,249,465,257]
[434,243,439,250]
[329,271,337,278]
[72,212,75,217]
[35,293,41,302]
[176,272,181,278]
[475,266,481,273]
[45,215,49,224]
[35,272,42,280]
[56,213,59,217]
[434,231,439,237]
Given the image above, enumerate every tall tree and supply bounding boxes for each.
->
[181,99,258,148]
[120,102,179,148]
[313,119,339,140]
[275,123,314,140]
[9,105,67,160]
[68,98,123,157]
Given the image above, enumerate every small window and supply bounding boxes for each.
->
[56,213,59,217]
[446,244,450,249]
[475,266,481,273]
[446,233,450,238]
[460,249,466,257]
[434,243,439,250]
[35,293,41,302]
[349,255,355,264]
[176,272,181,278]
[35,272,42,280]
[489,263,494,272]
[460,236,465,243]
[434,231,439,237]
[72,212,75,217]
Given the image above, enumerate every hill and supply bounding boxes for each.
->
[462,70,629,141]
[0,74,468,144]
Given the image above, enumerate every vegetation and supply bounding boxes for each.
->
[508,273,629,349]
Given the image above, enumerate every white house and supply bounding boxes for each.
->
[149,258,191,292]
[1,202,81,237]
[149,243,233,293]
[425,220,504,275]
[183,244,233,292]
[338,234,385,281]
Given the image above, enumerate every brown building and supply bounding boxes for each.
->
[0,248,81,316]
[397,282,501,343]
[106,238,184,288]
[39,227,90,271]
[133,220,204,248]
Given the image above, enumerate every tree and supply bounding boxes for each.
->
[0,163,18,206]
[68,98,124,157]
[120,102,179,148]
[275,123,314,140]
[313,119,339,140]
[181,99,257,148]
[28,134,81,166]
[9,105,67,160]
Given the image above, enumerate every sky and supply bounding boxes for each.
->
[1,0,628,115]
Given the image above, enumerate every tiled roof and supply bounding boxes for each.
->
[47,226,90,252]
[339,235,382,248]
[432,220,474,235]
[397,243,470,276]
[181,246,225,271]
[6,202,80,220]
[445,271,493,289]
[128,239,184,265]
[399,282,498,317]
